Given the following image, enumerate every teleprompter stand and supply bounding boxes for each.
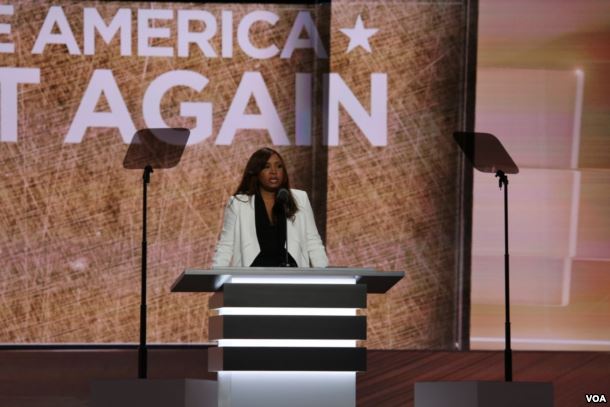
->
[414,132,553,407]
[124,128,191,380]
[454,131,519,382]
[90,129,217,407]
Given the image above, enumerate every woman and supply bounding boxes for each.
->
[212,147,328,268]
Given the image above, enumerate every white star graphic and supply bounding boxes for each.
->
[339,15,379,53]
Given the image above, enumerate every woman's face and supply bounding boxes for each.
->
[257,154,285,192]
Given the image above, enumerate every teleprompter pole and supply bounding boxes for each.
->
[139,164,153,379]
[496,170,512,382]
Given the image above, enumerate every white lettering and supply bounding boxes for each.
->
[177,10,217,58]
[237,11,279,59]
[0,5,15,53]
[325,73,387,146]
[0,68,40,142]
[295,73,312,146]
[83,8,132,56]
[143,70,212,145]
[66,70,136,143]
[32,6,81,55]
[281,11,327,59]
[217,72,288,145]
[138,9,173,57]
[221,10,233,58]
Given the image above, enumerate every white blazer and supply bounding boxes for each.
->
[212,189,328,268]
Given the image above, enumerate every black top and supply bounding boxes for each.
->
[250,192,297,267]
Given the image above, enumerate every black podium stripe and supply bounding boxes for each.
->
[208,347,366,372]
[209,315,366,340]
[209,283,367,308]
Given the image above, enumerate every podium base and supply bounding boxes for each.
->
[90,379,217,407]
[415,381,553,407]
[218,372,355,407]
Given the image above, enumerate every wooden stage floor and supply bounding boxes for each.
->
[0,348,608,406]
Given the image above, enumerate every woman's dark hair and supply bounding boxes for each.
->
[234,147,298,219]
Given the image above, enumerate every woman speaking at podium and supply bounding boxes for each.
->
[212,147,328,268]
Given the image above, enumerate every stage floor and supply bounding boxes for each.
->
[0,347,608,406]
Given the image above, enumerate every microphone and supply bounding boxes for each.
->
[276,188,290,267]
[276,188,289,206]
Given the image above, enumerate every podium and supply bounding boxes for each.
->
[171,267,404,407]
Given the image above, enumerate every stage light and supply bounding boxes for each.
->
[217,339,357,347]
[215,307,357,316]
[228,276,357,285]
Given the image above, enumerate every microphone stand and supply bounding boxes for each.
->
[284,207,289,267]
[276,202,289,267]
[275,189,291,267]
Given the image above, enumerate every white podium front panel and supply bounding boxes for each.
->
[218,372,355,407]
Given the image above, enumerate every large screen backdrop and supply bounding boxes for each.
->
[472,0,610,351]
[0,1,471,348]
